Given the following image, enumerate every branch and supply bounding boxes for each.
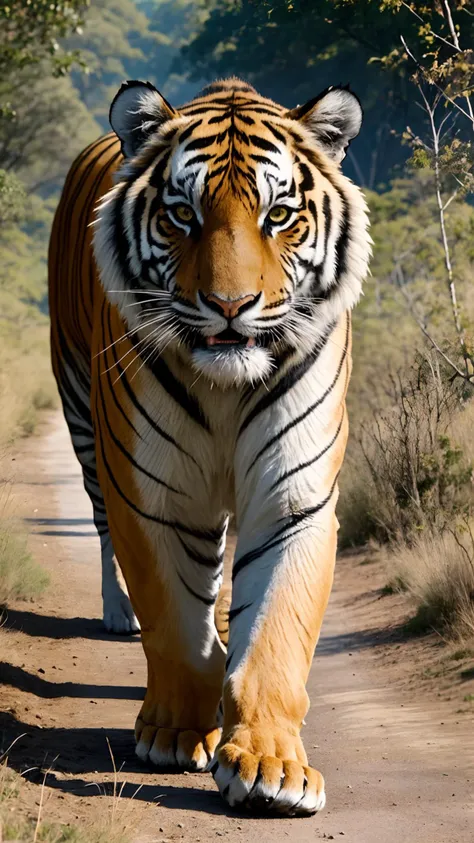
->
[400,35,474,128]
[397,282,472,383]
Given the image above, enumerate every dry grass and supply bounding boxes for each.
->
[339,360,474,546]
[382,530,474,636]
[340,360,474,637]
[0,520,49,605]
[0,320,57,447]
[0,475,49,606]
[0,760,131,843]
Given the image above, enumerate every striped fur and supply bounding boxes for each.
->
[49,78,371,815]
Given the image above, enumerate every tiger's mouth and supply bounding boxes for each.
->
[187,326,274,352]
[205,328,256,349]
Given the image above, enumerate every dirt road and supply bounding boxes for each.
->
[1,414,473,842]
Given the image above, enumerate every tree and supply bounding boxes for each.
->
[138,0,209,103]
[64,0,167,126]
[371,0,474,385]
[180,0,474,187]
[0,169,26,225]
[0,1,88,78]
[0,70,100,193]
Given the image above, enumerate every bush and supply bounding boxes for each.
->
[339,355,474,546]
[383,528,474,635]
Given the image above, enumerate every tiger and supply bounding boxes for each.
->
[48,77,371,816]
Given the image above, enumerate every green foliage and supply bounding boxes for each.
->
[349,175,474,417]
[139,0,209,102]
[0,71,100,191]
[0,170,25,225]
[180,1,474,187]
[0,1,88,78]
[64,0,198,126]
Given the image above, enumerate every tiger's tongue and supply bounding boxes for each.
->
[206,336,256,347]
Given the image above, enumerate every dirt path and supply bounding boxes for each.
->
[1,414,473,842]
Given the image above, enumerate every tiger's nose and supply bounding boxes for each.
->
[201,292,260,319]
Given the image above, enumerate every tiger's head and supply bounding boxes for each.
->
[94,78,371,388]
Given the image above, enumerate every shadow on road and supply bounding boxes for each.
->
[23,516,97,538]
[4,608,139,641]
[0,712,235,817]
[0,663,144,701]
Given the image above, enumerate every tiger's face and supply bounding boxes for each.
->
[94,79,370,388]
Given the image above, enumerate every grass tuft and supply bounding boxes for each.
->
[382,531,474,636]
[0,762,131,843]
[0,322,58,447]
[0,522,49,605]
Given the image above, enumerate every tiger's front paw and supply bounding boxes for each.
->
[135,717,221,771]
[211,740,326,816]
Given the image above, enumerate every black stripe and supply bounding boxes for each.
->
[299,161,314,193]
[239,322,336,437]
[176,534,223,568]
[208,113,230,125]
[101,302,143,439]
[235,113,255,126]
[185,153,213,167]
[178,573,216,606]
[185,134,217,152]
[232,477,339,584]
[269,411,344,492]
[135,340,210,432]
[250,153,277,167]
[94,399,220,540]
[302,148,351,284]
[106,309,204,467]
[262,121,287,145]
[228,603,252,623]
[232,525,310,583]
[240,106,282,116]
[98,340,187,497]
[178,119,203,144]
[322,192,331,267]
[335,194,350,280]
[247,315,350,469]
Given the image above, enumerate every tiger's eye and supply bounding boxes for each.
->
[174,204,194,223]
[268,206,290,224]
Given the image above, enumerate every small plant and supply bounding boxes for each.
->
[384,528,474,635]
[340,354,473,546]
[0,520,49,605]
[0,760,131,843]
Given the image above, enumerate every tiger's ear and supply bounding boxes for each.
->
[109,80,177,158]
[286,86,362,164]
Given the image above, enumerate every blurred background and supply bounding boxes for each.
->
[1,0,474,637]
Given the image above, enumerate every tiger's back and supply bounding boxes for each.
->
[49,133,122,388]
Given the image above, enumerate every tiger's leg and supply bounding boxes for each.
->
[212,504,339,815]
[212,339,350,815]
[54,363,139,633]
[99,531,140,634]
[107,513,228,770]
